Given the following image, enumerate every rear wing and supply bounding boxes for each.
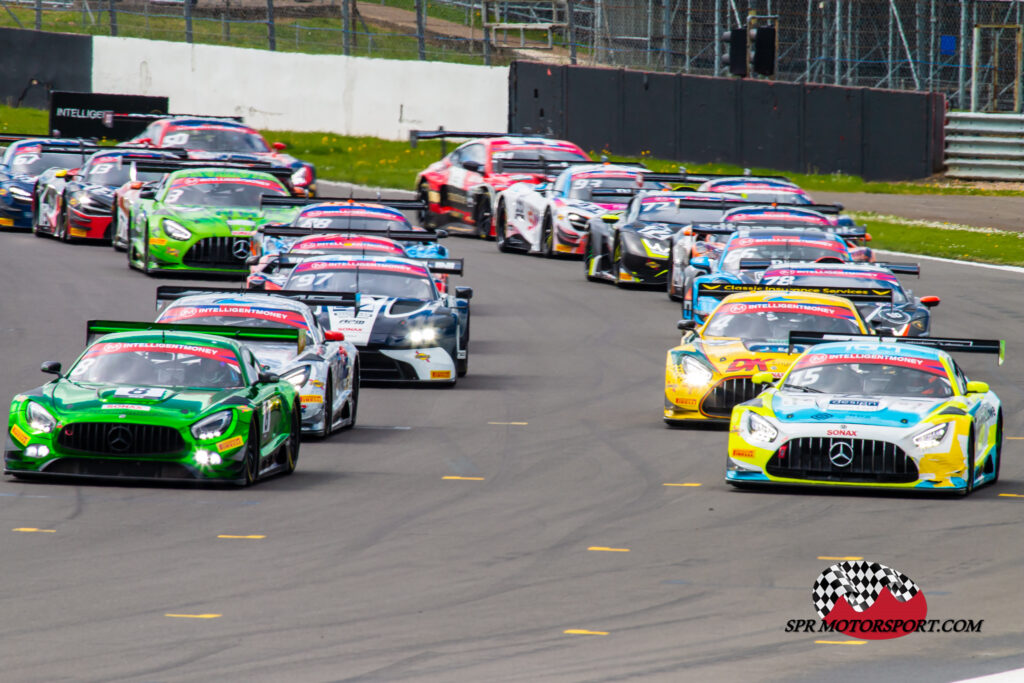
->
[675,172,793,184]
[420,258,463,275]
[697,282,893,303]
[259,195,425,212]
[128,158,294,186]
[86,319,303,352]
[738,260,920,276]
[260,226,441,242]
[492,158,594,175]
[874,262,920,276]
[786,331,1005,364]
[104,112,244,128]
[0,133,97,144]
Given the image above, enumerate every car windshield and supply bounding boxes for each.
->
[704,302,862,339]
[285,267,436,300]
[157,303,314,345]
[70,342,244,389]
[162,128,270,153]
[493,148,587,162]
[721,243,847,271]
[763,275,907,305]
[9,150,89,177]
[568,177,660,201]
[163,177,288,207]
[85,160,165,187]
[638,200,727,225]
[295,215,411,231]
[730,191,811,204]
[783,359,953,398]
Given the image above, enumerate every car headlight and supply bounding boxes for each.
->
[162,219,192,241]
[8,186,31,200]
[642,238,670,257]
[409,327,439,344]
[191,410,234,440]
[680,356,714,387]
[26,402,56,433]
[566,212,589,229]
[743,412,778,442]
[913,422,950,449]
[68,191,91,207]
[280,365,311,389]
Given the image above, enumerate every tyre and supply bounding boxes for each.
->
[667,260,682,301]
[612,239,625,286]
[541,213,554,257]
[57,206,71,242]
[583,235,601,282]
[962,429,976,496]
[111,208,126,251]
[417,181,433,229]
[496,201,513,253]
[282,409,300,475]
[473,194,492,239]
[315,376,334,439]
[345,365,359,429]
[242,425,260,486]
[991,413,1003,484]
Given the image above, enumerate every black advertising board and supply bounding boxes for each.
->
[49,91,168,140]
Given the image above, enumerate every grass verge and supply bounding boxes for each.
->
[854,212,1024,266]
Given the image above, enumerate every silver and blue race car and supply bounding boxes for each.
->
[155,286,360,437]
[727,332,1004,495]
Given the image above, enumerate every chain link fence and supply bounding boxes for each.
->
[3,0,1024,110]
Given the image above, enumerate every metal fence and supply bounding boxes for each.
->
[4,0,1024,111]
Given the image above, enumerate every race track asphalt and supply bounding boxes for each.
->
[0,227,1022,683]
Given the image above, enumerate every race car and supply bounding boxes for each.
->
[727,332,1004,495]
[0,136,103,229]
[412,130,589,237]
[280,254,472,383]
[122,160,297,275]
[696,175,813,205]
[247,229,452,292]
[756,262,939,337]
[681,228,859,321]
[123,116,317,196]
[665,285,881,424]
[32,149,185,242]
[494,163,677,256]
[155,286,359,436]
[585,192,749,286]
[5,321,302,485]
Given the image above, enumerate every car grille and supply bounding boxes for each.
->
[183,237,250,268]
[766,437,918,483]
[359,350,419,382]
[57,422,185,457]
[42,458,195,479]
[700,377,761,418]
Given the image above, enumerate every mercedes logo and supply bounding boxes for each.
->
[231,239,251,260]
[107,425,133,453]
[829,440,855,468]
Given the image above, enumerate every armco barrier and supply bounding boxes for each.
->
[509,62,946,181]
[945,112,1024,181]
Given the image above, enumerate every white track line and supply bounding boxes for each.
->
[953,667,1024,682]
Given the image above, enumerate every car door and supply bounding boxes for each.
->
[444,143,486,215]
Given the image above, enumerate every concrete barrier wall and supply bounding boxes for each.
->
[91,37,509,140]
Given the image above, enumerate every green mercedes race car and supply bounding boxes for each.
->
[5,321,301,486]
[125,163,297,275]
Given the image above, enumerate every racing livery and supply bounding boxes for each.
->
[665,286,878,424]
[124,164,295,275]
[697,176,813,205]
[727,333,1004,495]
[5,322,302,485]
[756,262,939,337]
[155,287,359,436]
[0,137,103,229]
[125,117,317,195]
[280,254,473,383]
[32,149,184,242]
[721,205,873,261]
[494,163,669,256]
[412,131,589,237]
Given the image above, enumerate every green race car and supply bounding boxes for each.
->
[125,164,297,275]
[5,321,301,486]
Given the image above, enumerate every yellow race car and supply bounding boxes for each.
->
[664,284,888,424]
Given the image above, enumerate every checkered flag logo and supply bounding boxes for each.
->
[812,560,920,619]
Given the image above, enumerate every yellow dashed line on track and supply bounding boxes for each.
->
[488,421,528,425]
[815,640,867,645]
[1006,437,1024,440]
[165,614,222,619]
[443,476,485,481]
[564,629,609,636]
[817,556,864,561]
[663,482,702,487]
[587,547,630,552]
[12,528,55,533]
[217,535,266,540]
[998,493,1024,498]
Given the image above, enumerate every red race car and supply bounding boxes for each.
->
[411,130,589,238]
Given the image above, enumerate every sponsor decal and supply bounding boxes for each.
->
[69,228,89,237]
[169,177,284,192]
[431,370,452,379]
[299,395,323,404]
[149,237,168,246]
[732,448,754,458]
[86,342,240,368]
[55,107,112,120]
[216,435,245,452]
[0,217,13,226]
[726,358,769,373]
[414,351,431,362]
[826,428,858,437]
[10,424,30,446]
[794,353,946,376]
[101,404,152,411]
[114,387,168,400]
[160,304,309,330]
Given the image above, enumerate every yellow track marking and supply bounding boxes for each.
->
[487,421,528,425]
[663,482,702,487]
[998,493,1024,498]
[817,556,864,561]
[165,614,222,619]
[443,476,485,481]
[1006,437,1024,440]
[815,640,867,645]
[12,528,55,533]
[587,547,630,552]
[217,535,266,539]
[564,629,609,636]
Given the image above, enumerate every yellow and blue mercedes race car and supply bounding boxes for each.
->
[664,284,890,424]
[726,332,1004,495]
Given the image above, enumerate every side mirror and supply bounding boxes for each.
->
[272,141,287,151]
[324,330,346,342]
[136,137,152,146]
[247,276,266,291]
[462,160,483,173]
[920,296,940,308]
[245,254,261,266]
[965,380,989,395]
[455,286,473,300]
[601,214,621,223]
[677,319,697,331]
[258,371,280,384]
[129,181,144,190]
[864,232,873,242]
[435,229,449,239]
[55,169,68,178]
[751,371,775,385]
[40,361,62,376]
[138,187,157,200]
[690,255,711,272]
